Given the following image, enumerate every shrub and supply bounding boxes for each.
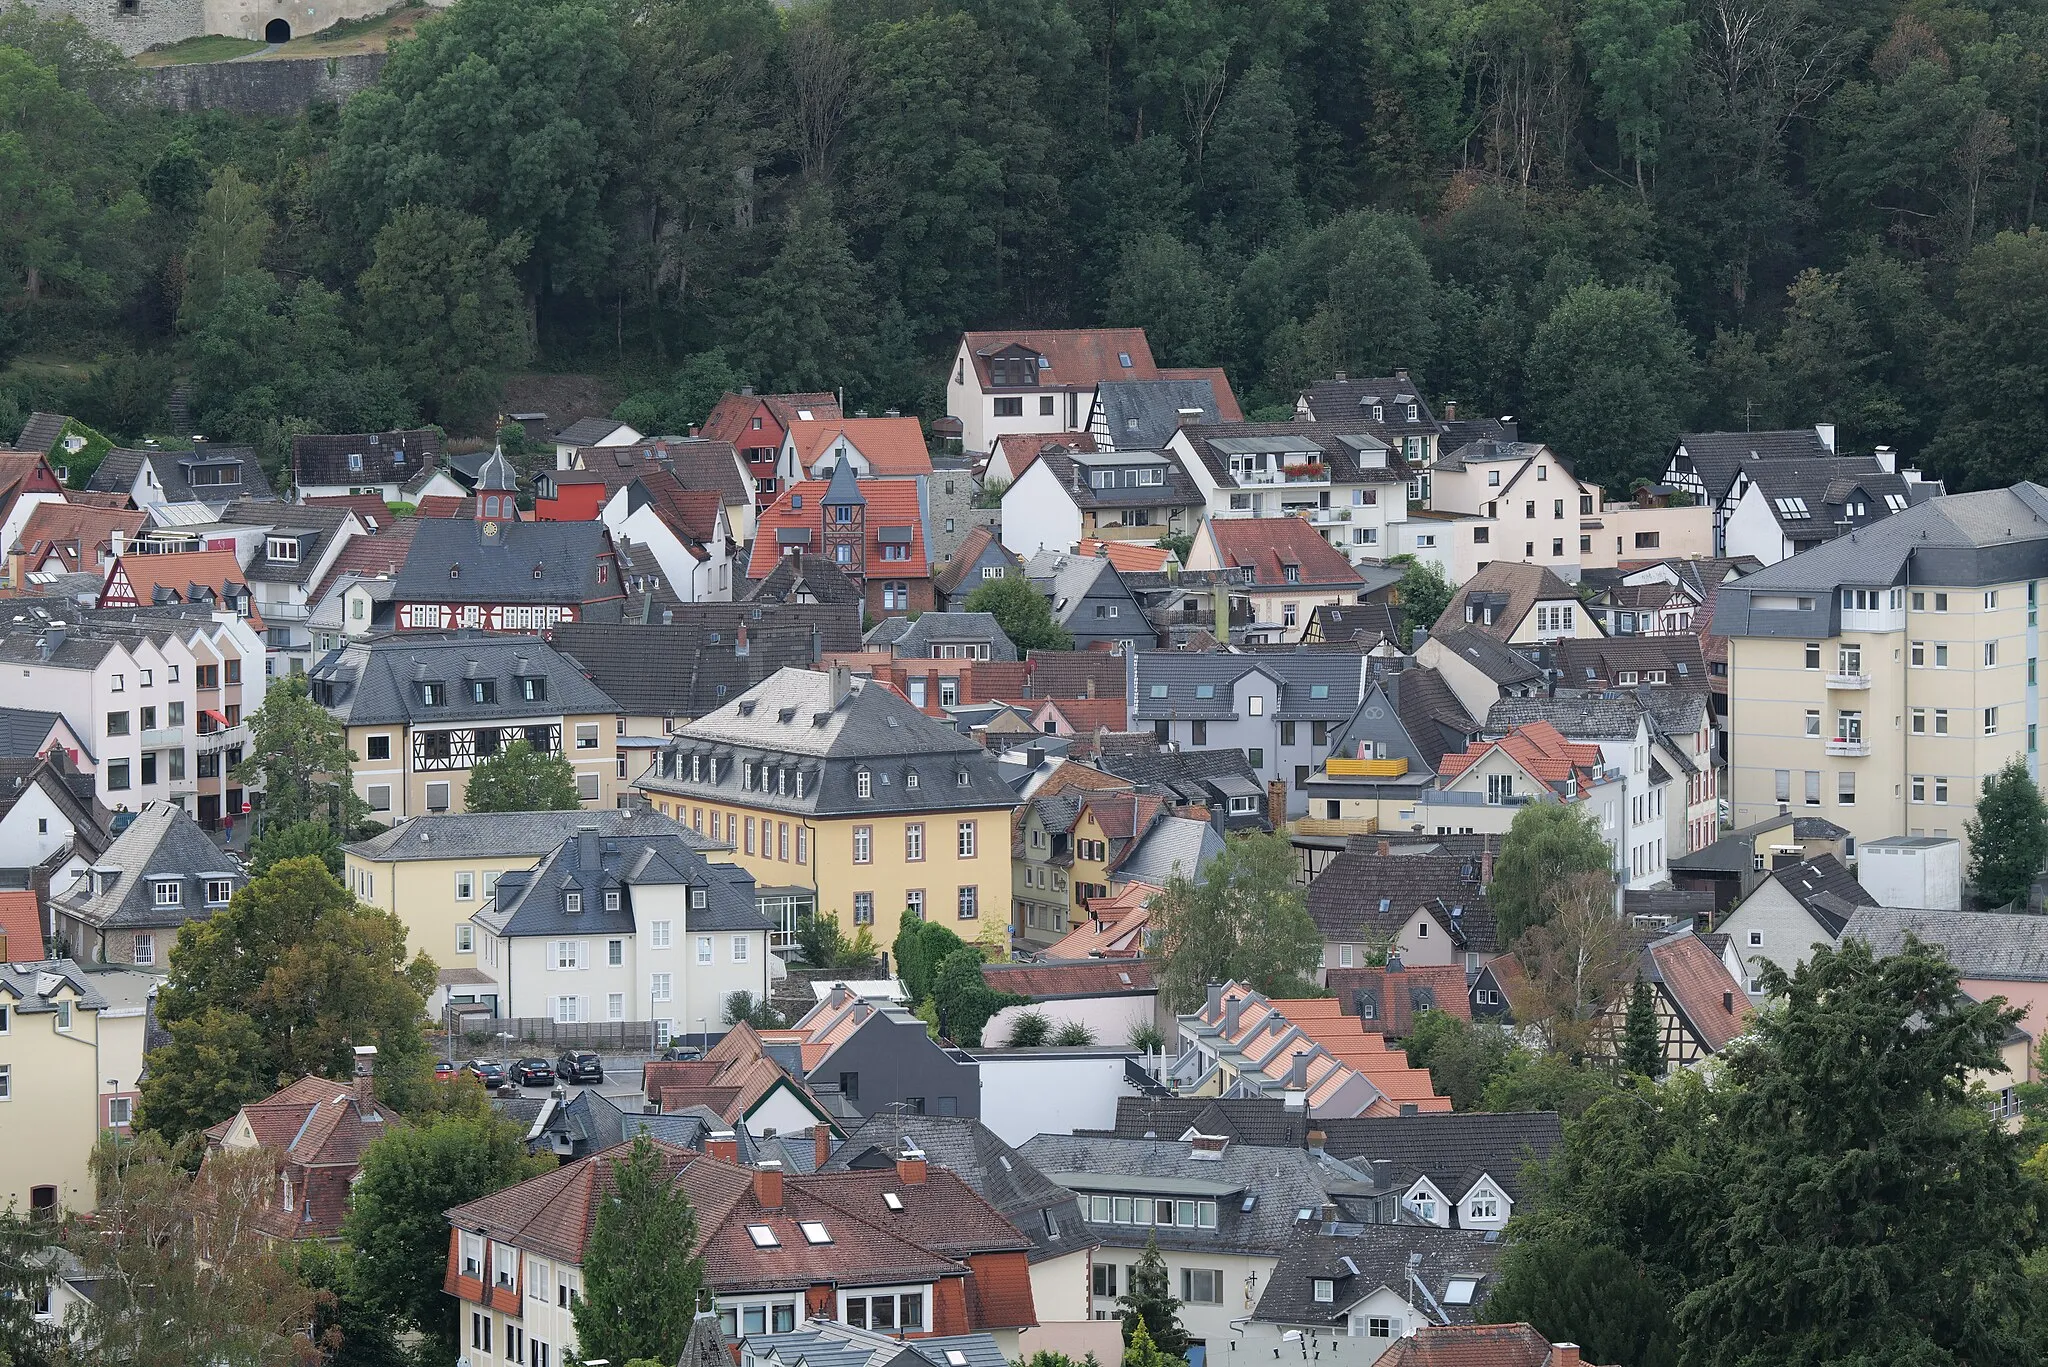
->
[1053,1020,1098,1047]
[1006,1011,1052,1048]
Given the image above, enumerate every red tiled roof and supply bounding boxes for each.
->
[1035,697,1129,734]
[63,490,137,509]
[1324,963,1472,1036]
[1076,539,1171,573]
[1043,885,1153,958]
[701,392,842,446]
[981,959,1156,998]
[962,329,1160,388]
[1377,1324,1566,1367]
[0,891,44,960]
[310,518,423,600]
[993,431,1097,481]
[746,479,932,581]
[638,470,727,545]
[301,494,396,532]
[1157,366,1245,421]
[11,501,146,571]
[786,418,933,478]
[1033,762,1135,799]
[1024,650,1127,702]
[101,550,265,630]
[1205,517,1365,589]
[1649,932,1751,1051]
[1081,792,1163,843]
[1436,721,1602,790]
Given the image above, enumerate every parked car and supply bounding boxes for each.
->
[433,1059,458,1082]
[511,1057,556,1087]
[557,1050,604,1083]
[461,1059,508,1089]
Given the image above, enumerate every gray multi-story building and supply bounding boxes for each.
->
[1026,550,1149,651]
[1130,651,1369,816]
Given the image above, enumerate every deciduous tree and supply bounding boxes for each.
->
[963,575,1074,653]
[179,164,270,325]
[1491,802,1614,943]
[1507,871,1631,1058]
[233,675,366,836]
[1148,831,1321,1010]
[1523,282,1696,492]
[463,739,582,813]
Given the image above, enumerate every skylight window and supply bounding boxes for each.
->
[1773,496,1811,519]
[1311,684,1330,698]
[1150,684,1168,698]
[1195,684,1215,699]
[800,1221,832,1244]
[1443,1278,1479,1306]
[1118,352,1133,368]
[746,1225,780,1248]
[883,1192,904,1211]
[947,1352,970,1366]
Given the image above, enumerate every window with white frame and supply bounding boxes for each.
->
[652,920,672,949]
[732,936,750,962]
[840,1289,926,1333]
[651,973,672,1002]
[460,1232,484,1279]
[697,936,713,964]
[553,941,584,970]
[455,871,474,900]
[456,924,474,954]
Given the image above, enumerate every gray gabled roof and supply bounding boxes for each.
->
[1097,377,1230,448]
[1251,1225,1502,1328]
[393,517,618,605]
[1114,815,1224,886]
[743,1322,1008,1367]
[1132,650,1365,721]
[214,501,353,586]
[87,447,279,504]
[48,803,241,931]
[309,633,619,725]
[1483,695,1646,743]
[1843,906,2048,981]
[1023,549,1143,628]
[473,830,766,940]
[0,959,108,1014]
[1764,854,1875,937]
[346,807,721,863]
[1674,428,1832,502]
[863,613,1019,662]
[1315,1111,1562,1208]
[553,620,821,718]
[1429,628,1544,686]
[555,416,630,446]
[0,707,65,758]
[16,412,70,456]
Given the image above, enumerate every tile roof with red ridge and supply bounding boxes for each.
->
[962,329,1159,389]
[301,493,397,532]
[1034,696,1130,734]
[786,417,934,478]
[701,392,842,446]
[1436,721,1603,793]
[1076,539,1172,573]
[310,518,423,601]
[1042,885,1153,959]
[746,479,932,581]
[1324,963,1473,1037]
[1647,929,1752,1052]
[1024,649,1127,702]
[1378,1324,1583,1367]
[0,891,44,960]
[10,502,146,573]
[100,550,265,629]
[1205,517,1366,590]
[991,431,1097,481]
[639,474,727,546]
[981,959,1157,999]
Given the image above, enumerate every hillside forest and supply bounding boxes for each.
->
[9,0,2048,494]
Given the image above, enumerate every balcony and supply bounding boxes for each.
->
[141,726,184,747]
[195,723,248,753]
[1825,672,1871,690]
[1824,737,1871,756]
[1307,507,1353,525]
[1237,463,1331,487]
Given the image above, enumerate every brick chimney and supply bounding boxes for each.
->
[754,1159,784,1209]
[1265,779,1287,830]
[814,1125,834,1171]
[351,1045,378,1101]
[1306,1129,1326,1154]
[1480,845,1494,885]
[896,1148,928,1185]
[1377,838,1391,856]
[707,1130,739,1162]
[1548,1346,1581,1367]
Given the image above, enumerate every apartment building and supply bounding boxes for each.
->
[633,667,1018,946]
[307,634,623,821]
[1718,484,2048,858]
[1167,422,1412,567]
[0,961,110,1215]
[1421,439,1592,583]
[48,801,244,967]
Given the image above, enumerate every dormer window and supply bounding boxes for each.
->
[604,890,620,910]
[1313,1279,1335,1304]
[856,769,872,799]
[420,682,446,706]
[521,677,546,702]
[471,681,496,704]
[565,891,582,913]
[153,880,181,907]
[347,453,363,472]
[1282,564,1300,583]
[1407,403,1418,421]
[266,538,299,563]
[1373,404,1383,422]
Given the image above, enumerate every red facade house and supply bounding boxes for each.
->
[747,464,934,620]
[703,390,845,506]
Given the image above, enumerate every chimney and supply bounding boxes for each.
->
[1377,839,1391,856]
[741,384,755,396]
[1307,1128,1326,1154]
[1873,444,1896,474]
[707,1130,740,1162]
[352,1045,378,1101]
[829,663,852,709]
[577,825,600,874]
[1481,846,1494,885]
[815,1125,833,1172]
[1333,372,1347,383]
[1223,994,1244,1036]
[1549,1347,1582,1367]
[1205,982,1224,1017]
[1371,1158,1393,1191]
[1723,990,1735,1013]
[735,622,750,657]
[896,1149,928,1185]
[688,424,700,437]
[1814,422,1836,453]
[754,1158,784,1209]
[1266,778,1287,830]
[1288,1050,1312,1090]
[1411,626,1426,652]
[1444,400,1457,421]
[1393,368,1409,381]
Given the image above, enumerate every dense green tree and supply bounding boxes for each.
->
[740,191,875,394]
[1479,1052,1615,1117]
[1246,212,1439,396]
[463,739,582,813]
[1619,976,1661,1078]
[1006,1010,1052,1048]
[723,989,784,1029]
[345,1112,550,1355]
[0,1209,61,1367]
[1491,802,1614,943]
[324,0,631,291]
[179,164,270,326]
[1107,234,1234,369]
[1400,1011,1523,1109]
[1967,756,2048,910]
[1147,830,1321,1010]
[357,206,532,428]
[294,1243,412,1367]
[576,1135,706,1366]
[143,857,435,1138]
[233,675,365,835]
[1116,1234,1188,1357]
[1204,64,1300,244]
[1577,0,1692,195]
[248,818,343,878]
[929,946,1026,1046]
[1932,228,2048,489]
[893,918,970,1002]
[1392,554,1454,638]
[963,575,1075,652]
[1122,1317,1181,1367]
[1483,1242,1678,1367]
[1523,282,1696,492]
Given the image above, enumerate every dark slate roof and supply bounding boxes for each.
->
[552,621,820,718]
[308,633,619,726]
[0,757,108,857]
[1436,416,1516,450]
[1024,550,1143,629]
[1622,888,1715,924]
[824,1113,1089,1264]
[1844,906,2048,981]
[292,429,443,489]
[0,708,64,758]
[1086,1095,1313,1147]
[1553,636,1707,690]
[1176,420,1409,488]
[1674,428,1832,503]
[1031,446,1206,512]
[1387,668,1476,773]
[1737,454,1913,545]
[744,552,868,612]
[931,527,1021,598]
[1114,815,1225,885]
[1092,745,1264,807]
[1097,378,1232,448]
[1296,377,1441,433]
[1668,813,1850,875]
[473,831,767,939]
[1251,1226,1502,1328]
[0,959,108,1014]
[16,412,69,456]
[87,446,278,504]
[1436,563,1580,641]
[1430,437,1548,475]
[1483,694,1645,743]
[1309,602,1401,647]
[863,613,1019,662]
[393,517,617,605]
[637,669,1019,819]
[49,802,241,931]
[1306,842,1497,954]
[214,501,354,587]
[555,416,631,446]
[1131,651,1365,721]
[1315,1111,1562,1208]
[346,807,720,863]
[1428,628,1544,686]
[1765,854,1876,936]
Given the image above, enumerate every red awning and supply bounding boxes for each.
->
[200,710,228,728]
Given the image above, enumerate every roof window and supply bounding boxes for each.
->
[1444,1278,1479,1305]
[1117,352,1132,368]
[799,1221,832,1244]
[883,1192,904,1211]
[746,1224,780,1248]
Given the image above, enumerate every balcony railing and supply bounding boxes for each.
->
[140,726,184,747]
[1236,465,1330,487]
[1307,507,1353,525]
[1825,672,1871,689]
[1824,737,1871,756]
[195,723,248,753]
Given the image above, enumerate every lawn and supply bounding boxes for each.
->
[132,34,267,65]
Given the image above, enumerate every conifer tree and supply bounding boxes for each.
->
[1620,976,1661,1078]
[1116,1234,1188,1359]
[576,1136,704,1366]
[1965,756,2048,909]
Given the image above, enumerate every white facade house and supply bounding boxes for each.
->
[1421,440,1592,583]
[601,488,735,603]
[948,329,1166,456]
[470,828,773,1041]
[1164,427,1413,568]
[555,419,643,469]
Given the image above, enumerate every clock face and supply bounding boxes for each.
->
[481,520,500,540]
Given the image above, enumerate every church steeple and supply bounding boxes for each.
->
[475,445,518,531]
[820,461,866,582]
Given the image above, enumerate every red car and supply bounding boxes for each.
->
[433,1059,458,1082]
